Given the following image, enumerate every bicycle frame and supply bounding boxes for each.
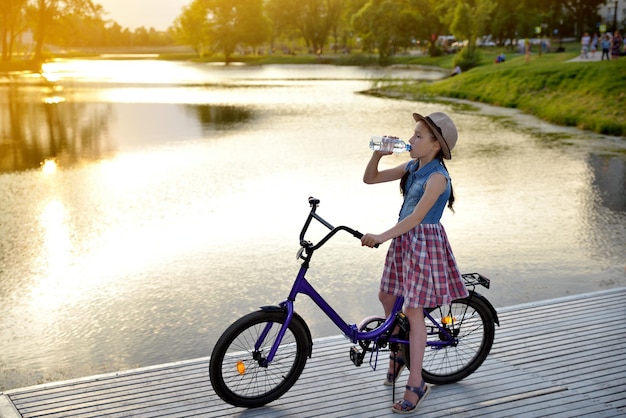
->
[260,197,466,366]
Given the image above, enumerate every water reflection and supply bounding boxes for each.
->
[589,153,626,212]
[0,81,113,172]
[0,81,256,172]
[187,104,253,129]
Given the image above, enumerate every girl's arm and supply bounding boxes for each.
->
[361,173,447,247]
[363,151,408,184]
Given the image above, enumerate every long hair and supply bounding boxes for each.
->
[400,154,455,212]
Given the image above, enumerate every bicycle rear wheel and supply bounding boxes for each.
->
[209,310,310,408]
[401,295,495,384]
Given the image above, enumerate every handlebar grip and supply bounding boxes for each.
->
[353,229,380,248]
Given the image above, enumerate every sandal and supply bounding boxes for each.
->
[391,381,430,414]
[383,354,406,386]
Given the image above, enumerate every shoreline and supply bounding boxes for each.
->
[364,88,626,148]
[3,48,624,138]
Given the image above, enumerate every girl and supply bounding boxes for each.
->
[361,112,469,414]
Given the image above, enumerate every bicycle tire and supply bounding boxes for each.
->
[209,310,310,408]
[401,295,495,385]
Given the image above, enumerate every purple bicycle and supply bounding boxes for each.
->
[209,197,499,408]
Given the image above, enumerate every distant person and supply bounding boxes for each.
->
[494,53,506,64]
[581,32,590,59]
[611,31,623,60]
[450,65,461,77]
[591,33,598,57]
[524,38,531,63]
[601,34,611,61]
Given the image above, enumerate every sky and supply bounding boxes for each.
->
[97,0,189,30]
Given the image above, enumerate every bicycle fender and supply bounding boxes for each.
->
[260,305,313,357]
[468,291,500,326]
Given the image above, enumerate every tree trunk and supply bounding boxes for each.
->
[1,27,8,61]
[34,0,51,62]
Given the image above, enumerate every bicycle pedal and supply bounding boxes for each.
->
[349,346,364,367]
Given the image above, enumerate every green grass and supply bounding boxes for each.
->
[373,48,626,137]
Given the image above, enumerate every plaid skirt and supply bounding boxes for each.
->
[380,223,469,308]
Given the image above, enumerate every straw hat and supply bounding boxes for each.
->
[412,112,458,160]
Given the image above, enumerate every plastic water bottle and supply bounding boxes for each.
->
[369,136,411,152]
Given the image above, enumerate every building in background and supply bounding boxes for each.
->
[598,0,625,32]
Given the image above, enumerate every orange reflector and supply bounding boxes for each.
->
[236,360,246,375]
[442,316,456,325]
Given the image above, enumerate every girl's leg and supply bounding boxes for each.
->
[379,290,397,317]
[397,307,427,405]
[380,291,405,383]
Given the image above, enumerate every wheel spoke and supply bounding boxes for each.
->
[209,311,309,407]
[403,296,495,384]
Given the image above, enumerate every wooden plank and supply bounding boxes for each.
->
[2,287,625,418]
[0,394,21,418]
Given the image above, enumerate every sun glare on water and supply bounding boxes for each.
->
[41,159,58,174]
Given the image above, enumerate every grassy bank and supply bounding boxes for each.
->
[370,50,626,137]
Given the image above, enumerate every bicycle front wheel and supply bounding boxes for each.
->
[401,295,495,385]
[209,310,310,408]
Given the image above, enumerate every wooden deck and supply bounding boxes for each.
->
[2,287,625,417]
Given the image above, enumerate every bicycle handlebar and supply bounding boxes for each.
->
[300,196,376,252]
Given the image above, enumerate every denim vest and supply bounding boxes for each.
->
[398,159,451,223]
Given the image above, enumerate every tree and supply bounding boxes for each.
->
[103,21,129,47]
[264,0,292,52]
[171,0,212,56]
[266,0,342,54]
[334,0,368,53]
[172,0,269,61]
[553,0,604,36]
[204,0,269,61]
[490,1,534,48]
[28,0,102,61]
[352,0,422,65]
[441,0,496,69]
[205,0,269,59]
[0,0,28,61]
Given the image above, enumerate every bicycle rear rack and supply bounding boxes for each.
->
[461,273,491,289]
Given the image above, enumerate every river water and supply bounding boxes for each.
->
[1,59,625,390]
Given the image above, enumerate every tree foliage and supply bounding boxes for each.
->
[29,0,103,60]
[171,0,212,56]
[0,0,618,66]
[171,0,269,62]
[0,0,29,61]
[2,0,171,63]
[351,0,434,65]
[441,0,495,69]
[266,0,342,54]
[205,0,269,61]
